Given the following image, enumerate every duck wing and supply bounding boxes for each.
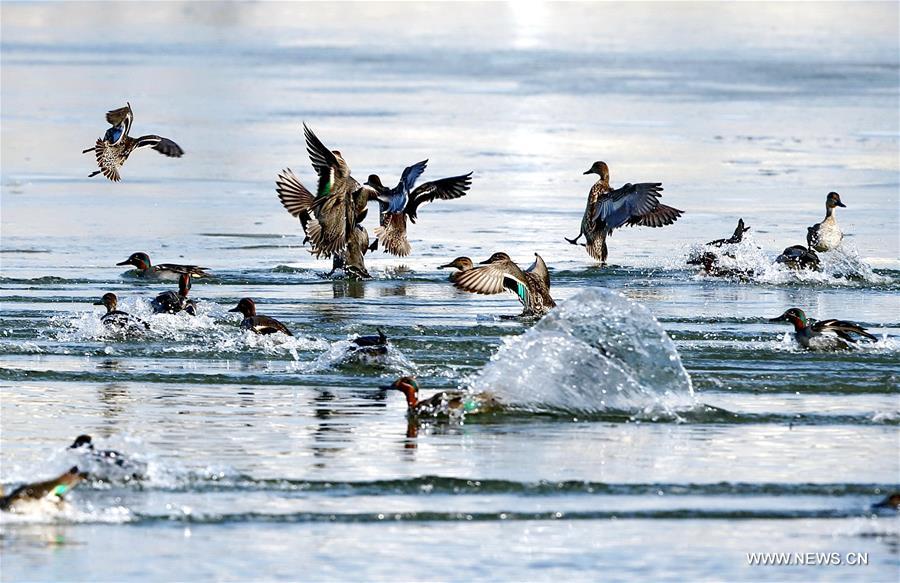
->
[276,168,316,227]
[247,315,293,336]
[303,123,350,198]
[406,172,473,222]
[306,194,350,258]
[626,203,683,228]
[813,319,878,342]
[105,104,133,136]
[592,182,664,234]
[134,135,185,158]
[91,139,122,181]
[374,213,411,257]
[155,264,210,278]
[525,253,551,289]
[453,261,531,306]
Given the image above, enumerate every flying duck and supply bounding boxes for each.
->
[453,252,556,317]
[807,191,846,252]
[93,293,150,331]
[380,376,502,417]
[770,308,878,349]
[566,161,683,263]
[117,252,210,280]
[1,466,86,512]
[82,102,183,181]
[364,161,473,256]
[151,273,197,315]
[228,298,293,336]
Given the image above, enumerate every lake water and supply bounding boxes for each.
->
[1,2,898,581]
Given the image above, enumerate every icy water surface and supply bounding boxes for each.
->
[2,2,899,581]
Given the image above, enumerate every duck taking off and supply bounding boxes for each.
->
[365,161,473,257]
[707,218,750,246]
[453,252,556,317]
[438,256,473,281]
[82,103,183,181]
[151,273,197,315]
[381,376,502,417]
[770,308,877,350]
[566,161,683,263]
[228,298,293,336]
[94,293,150,331]
[117,252,210,281]
[807,192,846,252]
[0,466,86,512]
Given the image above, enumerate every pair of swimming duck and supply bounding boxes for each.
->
[94,272,198,330]
[275,124,474,278]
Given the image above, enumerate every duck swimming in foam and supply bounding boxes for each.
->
[0,466,86,513]
[228,298,293,336]
[93,293,150,331]
[151,273,197,315]
[381,376,502,417]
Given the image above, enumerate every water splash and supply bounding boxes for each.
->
[470,288,694,415]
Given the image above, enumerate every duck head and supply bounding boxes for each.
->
[364,174,384,190]
[70,435,93,450]
[583,161,610,181]
[228,298,257,318]
[438,257,473,271]
[93,293,118,312]
[178,273,192,297]
[826,191,846,209]
[480,252,512,265]
[117,252,151,271]
[381,376,420,409]
[874,493,900,509]
[770,308,808,331]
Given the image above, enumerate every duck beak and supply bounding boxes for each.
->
[379,383,398,391]
[93,301,104,306]
[836,200,846,208]
[583,169,592,175]
[437,262,452,269]
[116,259,132,266]
[769,314,788,322]
[479,258,493,265]
[227,306,240,313]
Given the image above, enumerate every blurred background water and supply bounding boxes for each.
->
[1,2,898,581]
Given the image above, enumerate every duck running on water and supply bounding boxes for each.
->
[453,252,556,318]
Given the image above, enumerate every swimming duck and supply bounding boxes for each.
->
[350,329,389,356]
[365,162,473,257]
[566,161,683,263]
[151,273,197,315]
[380,376,502,417]
[873,493,900,510]
[776,245,820,271]
[687,219,754,277]
[0,466,86,512]
[69,435,146,480]
[82,102,183,182]
[807,192,846,252]
[707,218,750,247]
[770,308,878,349]
[117,252,210,280]
[453,252,556,317]
[438,256,473,281]
[93,293,150,331]
[228,298,293,336]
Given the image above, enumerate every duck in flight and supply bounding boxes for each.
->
[228,298,293,336]
[365,161,473,257]
[82,103,183,181]
[452,252,556,317]
[769,307,877,350]
[117,252,210,281]
[566,161,683,264]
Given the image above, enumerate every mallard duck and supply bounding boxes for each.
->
[438,256,473,281]
[93,293,150,331]
[807,192,846,252]
[364,162,473,257]
[453,252,556,317]
[566,161,683,263]
[380,376,502,417]
[228,298,293,336]
[776,245,820,271]
[117,252,210,280]
[82,103,183,181]
[873,493,900,510]
[770,308,878,349]
[707,218,750,246]
[0,466,86,512]
[151,273,197,315]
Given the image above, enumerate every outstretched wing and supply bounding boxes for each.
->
[407,172,473,221]
[593,182,663,233]
[303,123,348,198]
[92,139,121,181]
[276,168,316,219]
[134,135,184,157]
[105,103,133,137]
[626,203,683,228]
[453,263,530,306]
[305,194,348,258]
[813,319,878,342]
[525,253,551,289]
[374,213,411,257]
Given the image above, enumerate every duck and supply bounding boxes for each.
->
[0,466,86,512]
[438,256,473,281]
[707,218,750,247]
[872,493,900,510]
[807,192,846,252]
[82,102,183,182]
[566,161,683,263]
[776,245,820,271]
[350,329,389,356]
[687,219,754,277]
[327,224,372,280]
[228,298,293,336]
[117,252,210,281]
[769,308,878,350]
[364,162,473,257]
[151,273,197,315]
[452,252,556,317]
[93,293,150,331]
[380,376,502,417]
[69,435,146,480]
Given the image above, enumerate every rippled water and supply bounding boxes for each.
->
[2,2,899,581]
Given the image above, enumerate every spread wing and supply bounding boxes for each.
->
[593,182,663,233]
[105,103,133,136]
[303,123,348,198]
[400,160,428,192]
[525,253,551,289]
[453,262,530,306]
[134,135,184,157]
[374,213,411,256]
[813,319,878,342]
[625,203,683,228]
[276,168,316,219]
[305,194,348,258]
[407,172,473,221]
[92,139,121,181]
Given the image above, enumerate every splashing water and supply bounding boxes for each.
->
[470,289,694,415]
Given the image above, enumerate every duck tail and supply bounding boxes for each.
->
[586,234,607,263]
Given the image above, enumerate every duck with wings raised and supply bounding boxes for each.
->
[453,252,556,318]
